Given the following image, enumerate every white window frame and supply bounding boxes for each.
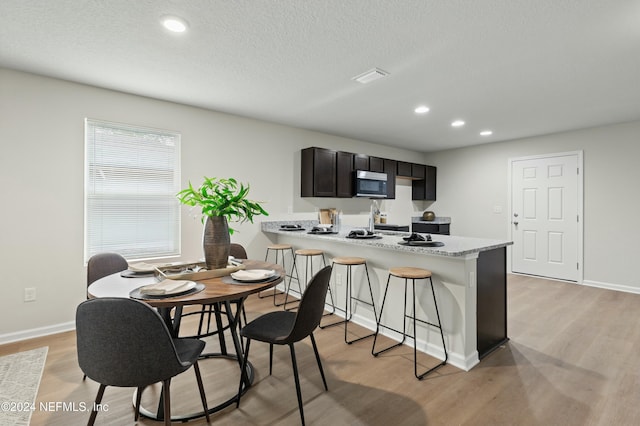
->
[84,118,181,262]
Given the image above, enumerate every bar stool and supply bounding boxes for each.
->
[259,244,296,306]
[320,256,377,344]
[372,267,447,379]
[284,249,336,314]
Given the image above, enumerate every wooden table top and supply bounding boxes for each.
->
[88,259,285,308]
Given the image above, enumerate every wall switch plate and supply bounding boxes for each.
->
[24,287,36,302]
[335,273,343,285]
[493,205,503,214]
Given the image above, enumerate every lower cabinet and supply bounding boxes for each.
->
[412,222,450,235]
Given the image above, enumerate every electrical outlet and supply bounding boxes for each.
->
[493,205,503,214]
[287,205,293,214]
[335,273,343,285]
[24,287,36,302]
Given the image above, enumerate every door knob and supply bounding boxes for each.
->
[513,213,519,217]
[513,221,519,226]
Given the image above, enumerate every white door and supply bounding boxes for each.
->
[511,153,581,281]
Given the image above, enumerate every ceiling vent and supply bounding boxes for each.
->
[352,68,389,84]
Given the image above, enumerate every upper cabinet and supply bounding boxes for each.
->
[336,151,354,198]
[301,147,337,197]
[301,147,435,200]
[411,165,436,201]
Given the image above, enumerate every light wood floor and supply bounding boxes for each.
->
[3,274,640,425]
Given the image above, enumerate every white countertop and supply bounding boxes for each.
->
[262,221,511,257]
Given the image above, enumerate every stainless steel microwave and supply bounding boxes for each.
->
[354,170,387,198]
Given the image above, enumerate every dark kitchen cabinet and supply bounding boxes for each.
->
[412,165,437,200]
[369,156,384,173]
[301,147,436,200]
[397,161,412,177]
[354,154,369,171]
[336,151,354,197]
[301,147,337,197]
[411,163,425,179]
[383,159,396,199]
[412,222,449,235]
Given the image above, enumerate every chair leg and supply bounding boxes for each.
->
[289,344,305,426]
[269,343,274,375]
[310,333,328,391]
[88,383,106,426]
[193,361,211,423]
[237,339,252,408]
[162,379,171,426]
[134,386,144,421]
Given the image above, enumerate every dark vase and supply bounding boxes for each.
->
[203,216,231,270]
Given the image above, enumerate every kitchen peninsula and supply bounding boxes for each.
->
[262,220,513,371]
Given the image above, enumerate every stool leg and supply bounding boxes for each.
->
[321,255,335,317]
[413,276,448,380]
[259,248,289,303]
[283,253,301,310]
[372,274,408,356]
[319,262,348,329]
[345,264,376,344]
[284,254,304,311]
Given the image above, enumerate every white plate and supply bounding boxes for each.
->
[230,269,276,282]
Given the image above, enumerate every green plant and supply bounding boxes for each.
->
[177,177,268,234]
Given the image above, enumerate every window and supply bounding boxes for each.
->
[84,119,181,262]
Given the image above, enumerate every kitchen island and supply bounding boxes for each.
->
[262,220,513,371]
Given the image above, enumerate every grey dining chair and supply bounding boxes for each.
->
[236,265,332,426]
[87,252,129,287]
[83,252,129,381]
[76,297,210,426]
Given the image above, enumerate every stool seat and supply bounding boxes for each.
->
[268,243,292,250]
[295,248,324,256]
[389,267,432,279]
[332,256,366,266]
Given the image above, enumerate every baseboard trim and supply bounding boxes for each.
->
[0,321,75,345]
[582,280,640,295]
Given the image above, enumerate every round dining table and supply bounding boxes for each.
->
[87,259,285,422]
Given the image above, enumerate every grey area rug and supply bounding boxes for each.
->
[0,347,48,426]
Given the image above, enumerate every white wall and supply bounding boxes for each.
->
[0,68,426,341]
[425,121,640,292]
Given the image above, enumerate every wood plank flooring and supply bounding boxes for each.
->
[2,274,640,425]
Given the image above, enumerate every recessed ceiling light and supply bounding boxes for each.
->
[162,16,188,33]
[451,120,465,127]
[480,130,493,136]
[414,106,430,114]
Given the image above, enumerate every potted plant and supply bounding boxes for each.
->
[177,177,268,269]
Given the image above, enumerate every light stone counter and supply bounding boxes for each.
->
[262,220,512,372]
[261,220,510,257]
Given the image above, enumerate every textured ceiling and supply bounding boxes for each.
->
[1,0,640,152]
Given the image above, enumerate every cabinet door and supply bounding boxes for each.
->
[397,161,412,177]
[336,151,354,197]
[412,222,439,234]
[411,163,425,178]
[369,157,384,172]
[354,154,369,171]
[383,159,396,199]
[313,148,337,197]
[301,147,336,197]
[425,165,437,200]
[411,165,437,200]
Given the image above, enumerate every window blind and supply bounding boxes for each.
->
[84,119,181,262]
